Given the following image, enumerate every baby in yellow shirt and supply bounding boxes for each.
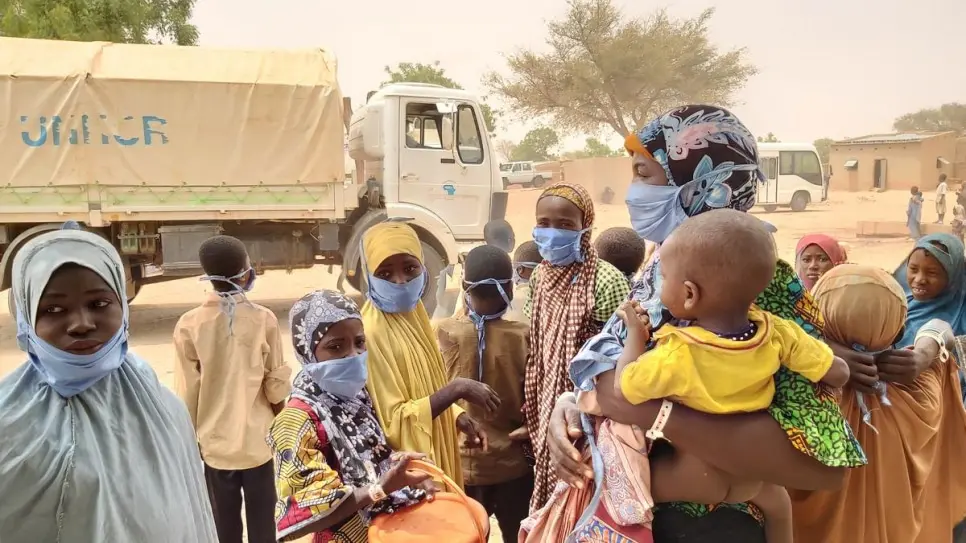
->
[614,209,849,543]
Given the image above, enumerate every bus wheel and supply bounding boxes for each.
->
[763,205,778,213]
[790,191,810,212]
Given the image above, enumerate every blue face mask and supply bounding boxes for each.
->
[464,278,511,380]
[512,261,539,285]
[625,182,689,244]
[532,227,588,267]
[368,270,426,313]
[199,267,256,335]
[304,351,369,398]
[17,317,128,398]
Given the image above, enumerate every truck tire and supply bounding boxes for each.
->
[763,205,778,213]
[352,241,445,316]
[790,191,810,212]
[532,175,547,188]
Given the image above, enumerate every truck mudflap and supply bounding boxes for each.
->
[490,191,508,221]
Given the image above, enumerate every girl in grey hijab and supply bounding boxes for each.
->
[0,223,217,542]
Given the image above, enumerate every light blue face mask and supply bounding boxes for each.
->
[464,278,512,381]
[512,261,539,285]
[304,351,369,398]
[358,230,427,314]
[199,266,255,335]
[625,182,689,244]
[17,315,128,398]
[532,227,589,267]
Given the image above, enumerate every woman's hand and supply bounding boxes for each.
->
[413,478,439,501]
[829,342,879,394]
[547,395,593,489]
[454,378,501,415]
[875,347,931,386]
[379,452,431,494]
[456,412,488,451]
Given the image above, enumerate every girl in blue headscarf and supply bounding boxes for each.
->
[895,233,966,345]
[0,224,217,541]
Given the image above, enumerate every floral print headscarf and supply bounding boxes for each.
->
[624,104,764,216]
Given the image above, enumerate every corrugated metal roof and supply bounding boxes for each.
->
[834,132,955,145]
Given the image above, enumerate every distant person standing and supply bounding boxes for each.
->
[908,186,924,240]
[936,173,949,224]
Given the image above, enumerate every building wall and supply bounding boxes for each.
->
[918,132,958,187]
[953,137,966,184]
[828,143,922,191]
[828,134,957,192]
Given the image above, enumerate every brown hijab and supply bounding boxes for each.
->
[790,264,966,543]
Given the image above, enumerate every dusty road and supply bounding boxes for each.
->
[0,187,933,541]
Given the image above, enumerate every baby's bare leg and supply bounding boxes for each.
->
[750,483,793,543]
[650,450,731,504]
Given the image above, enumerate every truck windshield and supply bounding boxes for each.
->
[500,164,512,171]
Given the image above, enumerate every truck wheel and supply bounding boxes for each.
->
[790,191,810,212]
[763,205,778,213]
[351,241,445,316]
[531,176,546,188]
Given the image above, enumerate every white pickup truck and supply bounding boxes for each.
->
[499,161,552,189]
[0,38,509,314]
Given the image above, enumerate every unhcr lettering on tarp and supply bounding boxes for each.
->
[20,115,169,147]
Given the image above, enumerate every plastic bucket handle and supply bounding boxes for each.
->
[408,459,487,542]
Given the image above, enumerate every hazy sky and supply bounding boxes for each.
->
[192,0,965,149]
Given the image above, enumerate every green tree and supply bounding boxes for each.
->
[563,137,623,158]
[510,127,559,161]
[813,137,834,165]
[0,0,198,45]
[485,1,756,136]
[383,61,498,134]
[757,132,780,143]
[893,103,966,134]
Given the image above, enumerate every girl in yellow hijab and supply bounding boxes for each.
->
[360,222,500,487]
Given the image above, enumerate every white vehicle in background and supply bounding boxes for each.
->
[755,143,827,212]
[499,161,552,189]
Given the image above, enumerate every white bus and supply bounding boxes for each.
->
[756,143,827,212]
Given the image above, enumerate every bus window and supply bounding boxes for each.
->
[759,157,778,180]
[779,151,823,186]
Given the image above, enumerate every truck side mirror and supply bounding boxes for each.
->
[440,115,454,151]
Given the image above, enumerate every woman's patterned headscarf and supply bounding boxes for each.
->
[624,104,763,216]
[289,290,361,366]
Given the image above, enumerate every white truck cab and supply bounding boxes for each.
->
[344,83,508,291]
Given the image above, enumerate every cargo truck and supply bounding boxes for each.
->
[0,37,509,314]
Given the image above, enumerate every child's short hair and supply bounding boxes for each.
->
[463,245,513,300]
[663,209,775,310]
[484,220,515,253]
[199,235,250,292]
[513,240,541,265]
[594,227,647,278]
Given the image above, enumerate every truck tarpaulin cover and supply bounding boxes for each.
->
[0,37,345,188]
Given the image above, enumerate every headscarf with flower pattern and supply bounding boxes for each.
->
[624,104,764,218]
[286,290,423,520]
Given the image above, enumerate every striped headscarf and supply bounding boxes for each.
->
[525,182,602,510]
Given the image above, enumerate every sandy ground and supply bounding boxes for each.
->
[0,187,940,541]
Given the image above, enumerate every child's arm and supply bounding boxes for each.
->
[820,356,850,388]
[172,320,202,428]
[614,301,651,402]
[263,313,293,415]
[774,316,848,387]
